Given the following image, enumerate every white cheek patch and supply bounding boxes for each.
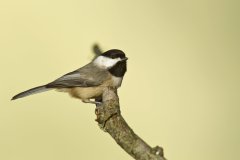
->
[94,56,121,69]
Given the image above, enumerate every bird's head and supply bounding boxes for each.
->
[93,49,128,77]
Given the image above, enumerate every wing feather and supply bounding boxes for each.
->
[46,63,109,88]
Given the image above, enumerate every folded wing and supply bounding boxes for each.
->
[46,63,109,88]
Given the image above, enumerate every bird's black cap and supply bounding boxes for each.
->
[101,49,126,59]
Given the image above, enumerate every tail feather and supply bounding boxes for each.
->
[11,85,52,100]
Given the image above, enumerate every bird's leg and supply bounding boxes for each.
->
[82,99,102,105]
[95,96,103,107]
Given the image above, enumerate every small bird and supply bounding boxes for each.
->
[12,49,128,104]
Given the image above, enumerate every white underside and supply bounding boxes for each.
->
[112,76,123,88]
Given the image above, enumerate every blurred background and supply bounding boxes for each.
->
[0,0,239,160]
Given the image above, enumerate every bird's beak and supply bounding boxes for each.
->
[121,57,128,61]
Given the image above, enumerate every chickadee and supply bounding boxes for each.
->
[12,49,128,104]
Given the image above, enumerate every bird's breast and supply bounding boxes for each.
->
[111,76,123,88]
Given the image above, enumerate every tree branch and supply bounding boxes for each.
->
[92,44,166,160]
[95,87,166,160]
[92,43,103,57]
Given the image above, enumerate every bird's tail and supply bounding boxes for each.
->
[11,85,52,100]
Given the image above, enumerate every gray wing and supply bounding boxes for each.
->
[46,63,109,88]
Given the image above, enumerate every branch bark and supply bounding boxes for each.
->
[92,43,103,57]
[92,44,166,160]
[95,87,166,160]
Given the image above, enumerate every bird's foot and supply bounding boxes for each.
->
[82,99,102,105]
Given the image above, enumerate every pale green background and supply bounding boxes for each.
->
[0,0,239,160]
